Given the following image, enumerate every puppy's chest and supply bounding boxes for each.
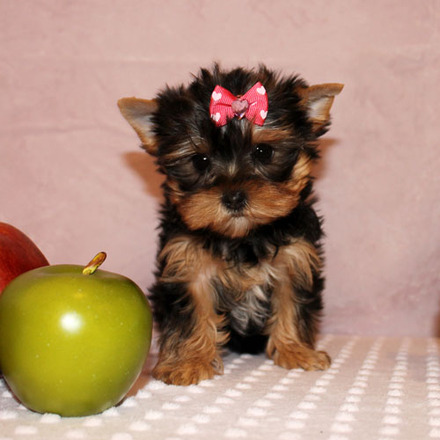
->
[212,251,278,335]
[215,258,275,297]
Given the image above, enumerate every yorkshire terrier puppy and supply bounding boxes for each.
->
[118,64,342,386]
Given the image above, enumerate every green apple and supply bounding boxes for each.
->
[0,252,152,417]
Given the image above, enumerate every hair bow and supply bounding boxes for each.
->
[209,82,268,127]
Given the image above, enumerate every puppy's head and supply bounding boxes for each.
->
[118,65,342,238]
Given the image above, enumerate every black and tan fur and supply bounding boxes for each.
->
[118,65,343,385]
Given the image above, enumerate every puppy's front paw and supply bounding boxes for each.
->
[269,345,331,371]
[153,358,222,386]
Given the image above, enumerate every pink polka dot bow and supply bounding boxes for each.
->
[209,82,269,127]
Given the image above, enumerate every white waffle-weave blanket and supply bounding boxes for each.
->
[1,335,439,440]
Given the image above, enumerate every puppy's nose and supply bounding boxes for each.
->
[222,190,247,212]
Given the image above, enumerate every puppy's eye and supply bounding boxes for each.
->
[191,153,210,172]
[252,143,273,164]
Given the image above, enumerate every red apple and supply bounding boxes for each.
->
[0,222,49,294]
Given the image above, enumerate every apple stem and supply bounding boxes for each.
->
[82,252,107,275]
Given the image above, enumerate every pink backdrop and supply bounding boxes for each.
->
[1,1,439,337]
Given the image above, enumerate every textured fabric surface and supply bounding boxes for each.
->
[1,335,439,439]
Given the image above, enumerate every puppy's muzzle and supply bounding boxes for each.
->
[222,190,247,212]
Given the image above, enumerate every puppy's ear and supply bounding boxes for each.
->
[118,97,158,155]
[298,83,343,135]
